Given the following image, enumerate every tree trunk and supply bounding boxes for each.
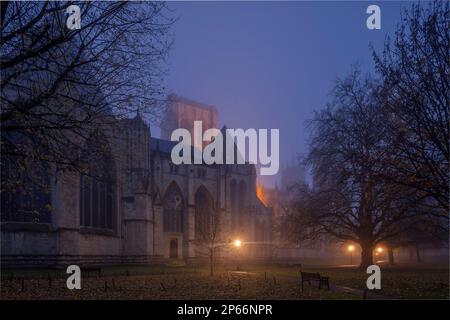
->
[388,247,395,265]
[415,244,422,263]
[210,249,214,276]
[360,244,373,269]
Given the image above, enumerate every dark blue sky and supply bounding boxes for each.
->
[162,1,414,186]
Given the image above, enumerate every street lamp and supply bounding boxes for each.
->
[375,247,384,258]
[233,239,242,270]
[347,245,355,265]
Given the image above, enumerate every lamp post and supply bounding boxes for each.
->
[347,245,355,265]
[233,239,242,271]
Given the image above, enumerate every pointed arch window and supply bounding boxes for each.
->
[230,179,238,232]
[80,133,116,231]
[1,158,51,223]
[163,182,184,232]
[195,186,214,240]
[238,180,247,214]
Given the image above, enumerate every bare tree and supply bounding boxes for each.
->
[299,71,421,268]
[284,1,449,269]
[1,1,173,186]
[385,213,448,265]
[372,0,449,215]
[194,201,224,276]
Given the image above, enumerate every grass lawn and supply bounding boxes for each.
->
[1,261,448,300]
[242,261,449,299]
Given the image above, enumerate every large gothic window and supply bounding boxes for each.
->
[163,182,184,232]
[238,180,247,227]
[1,158,51,223]
[195,186,214,240]
[238,180,246,213]
[79,133,116,231]
[230,179,237,232]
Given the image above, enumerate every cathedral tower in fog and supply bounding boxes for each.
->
[281,160,306,191]
[161,94,219,147]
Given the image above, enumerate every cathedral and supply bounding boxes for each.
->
[1,95,273,267]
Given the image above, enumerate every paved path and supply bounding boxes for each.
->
[328,283,396,299]
[282,273,397,299]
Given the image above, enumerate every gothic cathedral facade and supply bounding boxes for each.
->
[1,96,273,267]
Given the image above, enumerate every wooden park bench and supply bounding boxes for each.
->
[300,271,330,291]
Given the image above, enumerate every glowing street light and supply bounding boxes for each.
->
[376,247,383,253]
[347,245,355,265]
[233,239,242,248]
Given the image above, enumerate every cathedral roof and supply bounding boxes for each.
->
[150,135,253,168]
[150,137,221,168]
[150,137,178,154]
